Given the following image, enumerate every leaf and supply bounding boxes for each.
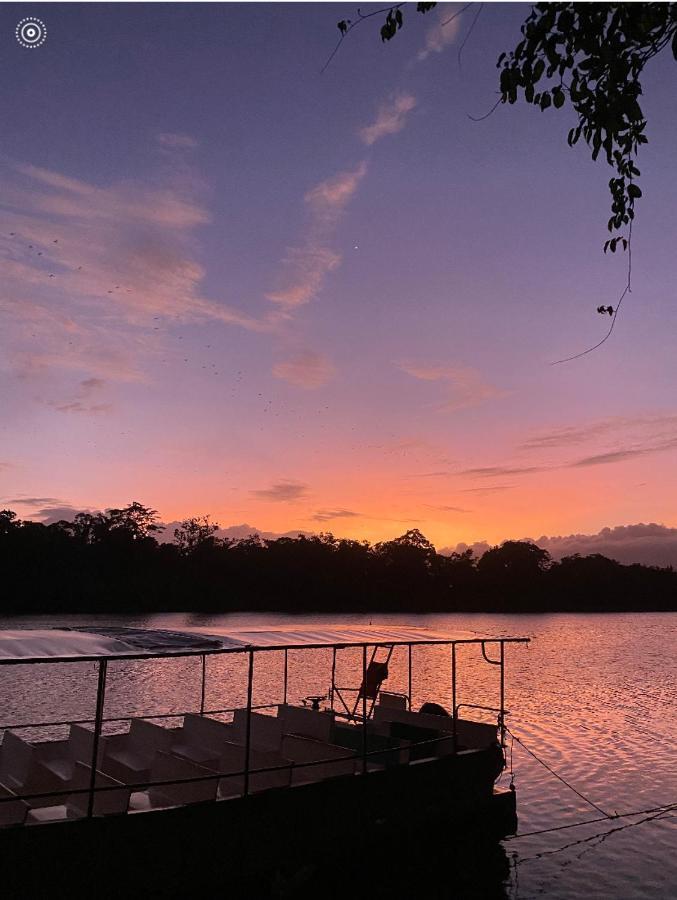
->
[553,87,565,109]
[627,183,642,199]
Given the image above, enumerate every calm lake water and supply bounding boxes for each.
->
[1,611,675,899]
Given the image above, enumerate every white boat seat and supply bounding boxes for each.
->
[0,731,71,807]
[215,742,292,799]
[36,724,108,783]
[277,704,335,742]
[231,710,284,751]
[25,763,129,823]
[0,783,29,827]
[67,762,130,818]
[101,719,174,784]
[373,707,497,753]
[377,692,408,710]
[171,713,239,763]
[25,805,70,825]
[146,751,218,809]
[281,735,356,785]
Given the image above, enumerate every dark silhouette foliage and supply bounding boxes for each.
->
[0,503,675,615]
[338,2,677,249]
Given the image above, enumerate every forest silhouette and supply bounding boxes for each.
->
[1,503,675,615]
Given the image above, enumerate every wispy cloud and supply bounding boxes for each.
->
[48,376,112,414]
[266,163,367,310]
[273,350,335,388]
[359,93,417,146]
[417,5,464,62]
[0,499,98,524]
[1,155,264,385]
[251,481,309,503]
[459,464,547,478]
[3,496,65,508]
[426,504,470,513]
[458,484,515,494]
[568,444,677,468]
[398,362,507,412]
[312,508,362,523]
[521,414,677,451]
[156,133,199,150]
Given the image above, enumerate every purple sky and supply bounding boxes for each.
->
[2,3,677,560]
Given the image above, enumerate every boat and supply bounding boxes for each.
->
[0,624,529,895]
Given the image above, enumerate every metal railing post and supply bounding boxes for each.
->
[451,643,457,754]
[408,644,412,710]
[499,641,505,748]
[87,659,107,818]
[283,648,288,706]
[243,650,254,797]
[199,654,206,714]
[362,645,367,775]
[330,647,336,711]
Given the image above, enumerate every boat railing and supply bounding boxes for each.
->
[0,727,467,812]
[0,635,528,824]
[0,703,280,736]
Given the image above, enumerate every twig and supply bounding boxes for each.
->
[467,95,502,122]
[321,2,473,75]
[321,3,406,74]
[551,219,633,365]
[441,3,472,28]
[458,2,484,71]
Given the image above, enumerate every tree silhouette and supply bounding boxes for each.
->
[0,507,675,614]
[174,516,220,555]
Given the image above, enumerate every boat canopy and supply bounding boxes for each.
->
[0,624,529,664]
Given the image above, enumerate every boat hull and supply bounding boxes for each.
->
[1,745,515,896]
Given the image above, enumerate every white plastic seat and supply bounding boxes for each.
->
[277,704,335,742]
[377,692,408,710]
[0,783,29,827]
[101,719,174,784]
[0,731,69,807]
[215,742,292,799]
[231,709,284,751]
[171,714,240,767]
[281,735,356,785]
[66,761,130,817]
[372,707,496,753]
[37,724,107,782]
[146,751,217,809]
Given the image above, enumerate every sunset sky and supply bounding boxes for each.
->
[2,2,677,554]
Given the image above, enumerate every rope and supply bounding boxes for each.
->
[505,726,612,818]
[505,802,677,841]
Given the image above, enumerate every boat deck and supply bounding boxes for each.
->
[0,697,499,827]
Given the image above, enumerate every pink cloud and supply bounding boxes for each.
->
[272,350,335,388]
[1,156,267,385]
[360,93,417,146]
[417,6,464,62]
[266,162,367,310]
[398,361,508,411]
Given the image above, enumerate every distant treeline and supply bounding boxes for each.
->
[1,503,675,614]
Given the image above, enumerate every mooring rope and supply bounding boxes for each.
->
[503,724,677,842]
[505,725,612,818]
[504,802,677,841]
